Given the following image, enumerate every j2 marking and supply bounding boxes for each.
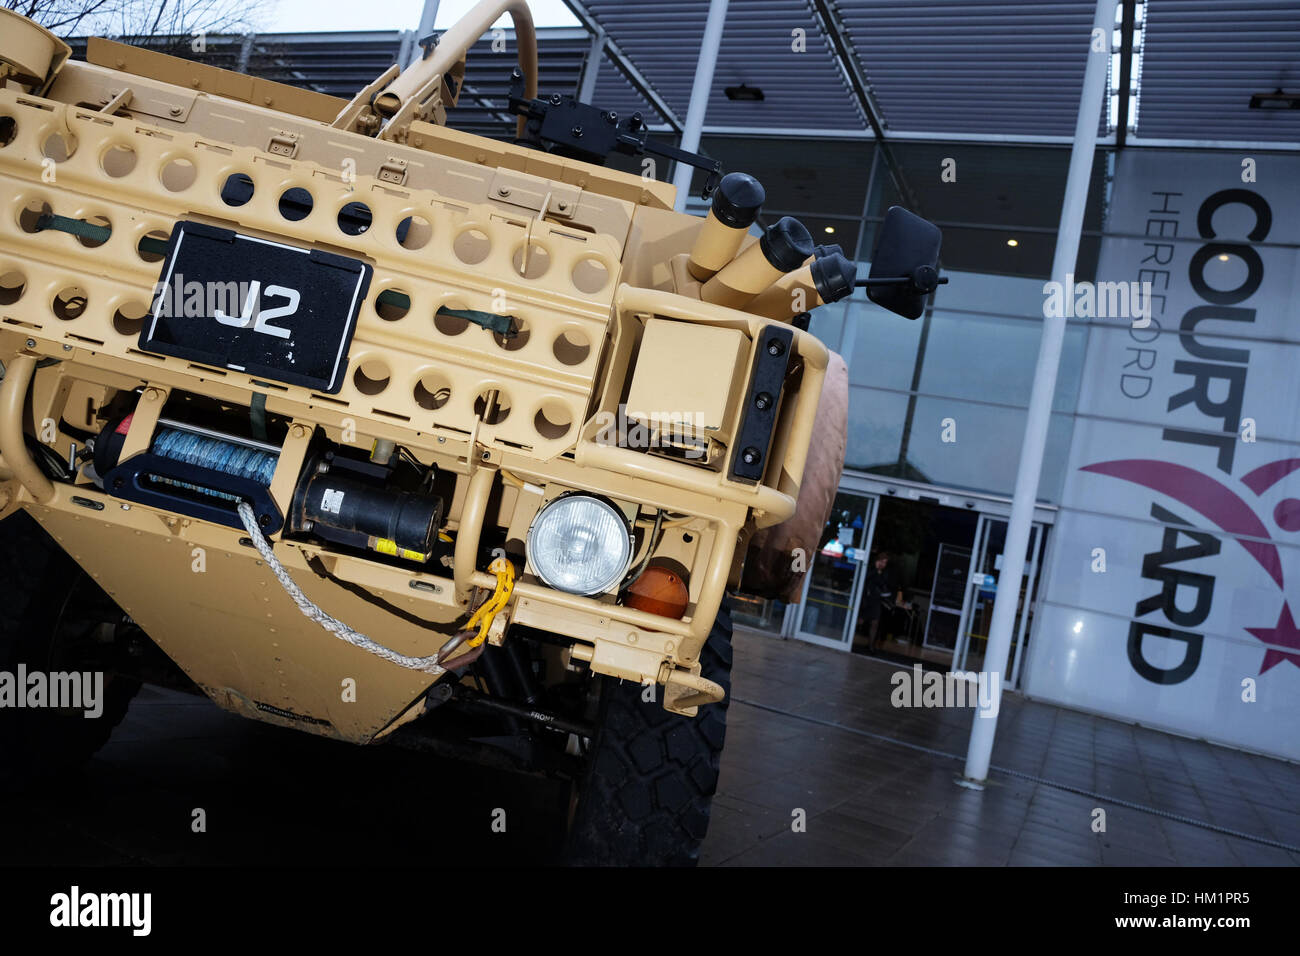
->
[213,280,300,339]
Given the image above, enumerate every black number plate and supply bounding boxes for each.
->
[140,221,371,394]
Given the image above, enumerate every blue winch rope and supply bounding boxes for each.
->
[148,427,279,501]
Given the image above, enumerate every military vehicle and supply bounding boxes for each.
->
[0,0,942,863]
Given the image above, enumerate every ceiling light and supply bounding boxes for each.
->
[1218,253,1230,261]
[824,226,835,234]
[724,84,765,102]
[1006,239,1018,247]
[1249,89,1300,110]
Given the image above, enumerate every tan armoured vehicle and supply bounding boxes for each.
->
[0,0,943,863]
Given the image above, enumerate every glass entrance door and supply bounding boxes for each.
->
[794,491,878,650]
[952,516,1046,687]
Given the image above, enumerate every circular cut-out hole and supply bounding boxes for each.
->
[553,329,591,366]
[0,271,26,306]
[278,186,313,221]
[511,242,551,279]
[77,215,111,249]
[221,172,254,206]
[113,301,149,336]
[0,116,16,148]
[53,286,88,321]
[353,359,391,395]
[572,257,610,294]
[413,371,452,410]
[434,307,470,336]
[338,201,372,236]
[397,215,431,250]
[375,289,409,321]
[474,388,511,425]
[138,229,170,263]
[534,400,572,440]
[42,131,76,162]
[453,228,491,265]
[493,318,529,351]
[18,199,51,234]
[160,157,196,191]
[101,144,136,177]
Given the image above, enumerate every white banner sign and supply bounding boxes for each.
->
[1028,150,1300,760]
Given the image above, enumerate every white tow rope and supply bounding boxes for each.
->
[236,501,446,674]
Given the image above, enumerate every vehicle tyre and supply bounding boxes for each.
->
[0,509,141,786]
[564,601,732,865]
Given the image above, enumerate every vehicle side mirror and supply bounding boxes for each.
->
[859,206,947,320]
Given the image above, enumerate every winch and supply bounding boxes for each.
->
[92,397,445,564]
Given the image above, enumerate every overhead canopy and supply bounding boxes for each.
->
[569,0,1300,148]
[66,1,1300,147]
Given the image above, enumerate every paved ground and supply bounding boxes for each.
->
[708,626,1300,866]
[1,625,1297,866]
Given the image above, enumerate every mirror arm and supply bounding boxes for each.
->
[854,276,949,287]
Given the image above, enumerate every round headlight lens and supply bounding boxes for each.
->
[526,494,634,596]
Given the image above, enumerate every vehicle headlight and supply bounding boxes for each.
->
[526,493,634,596]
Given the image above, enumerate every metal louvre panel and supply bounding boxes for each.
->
[591,52,670,128]
[1135,0,1300,143]
[582,0,865,130]
[834,0,1100,137]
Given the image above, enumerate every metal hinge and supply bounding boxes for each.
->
[377,159,408,185]
[267,132,299,158]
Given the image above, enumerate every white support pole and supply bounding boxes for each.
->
[962,0,1118,784]
[671,0,729,211]
[577,27,606,104]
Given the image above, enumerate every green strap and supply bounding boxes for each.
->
[139,235,170,257]
[438,306,518,338]
[375,290,517,338]
[36,214,169,257]
[35,213,110,243]
[248,392,268,443]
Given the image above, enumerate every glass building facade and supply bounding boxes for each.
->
[727,137,1300,762]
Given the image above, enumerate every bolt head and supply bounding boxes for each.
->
[549,93,562,105]
[755,392,772,411]
[24,338,35,348]
[767,338,786,357]
[742,447,761,465]
[570,125,583,138]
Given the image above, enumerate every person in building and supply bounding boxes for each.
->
[860,550,895,649]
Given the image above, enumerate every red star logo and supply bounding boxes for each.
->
[1245,603,1300,674]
